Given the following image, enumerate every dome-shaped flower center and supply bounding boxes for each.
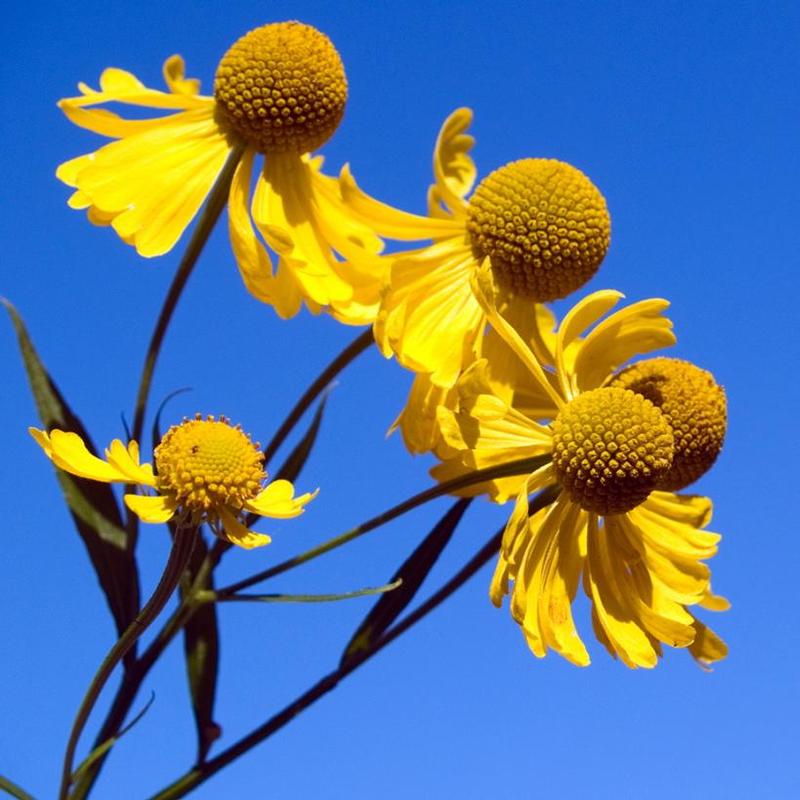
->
[466,159,610,302]
[610,358,727,491]
[214,21,347,155]
[155,415,266,514]
[551,387,674,515]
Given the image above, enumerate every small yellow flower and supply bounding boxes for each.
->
[435,268,728,668]
[30,415,316,549]
[57,22,385,323]
[341,108,611,387]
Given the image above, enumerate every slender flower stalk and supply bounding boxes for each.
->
[59,526,199,800]
[148,488,560,800]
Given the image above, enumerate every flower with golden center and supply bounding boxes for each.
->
[57,21,386,323]
[340,108,611,387]
[435,266,728,668]
[30,415,316,549]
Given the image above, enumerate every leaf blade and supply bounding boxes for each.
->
[4,299,140,641]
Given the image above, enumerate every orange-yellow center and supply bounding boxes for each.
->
[466,158,610,301]
[551,387,674,515]
[154,415,265,514]
[610,357,727,490]
[214,21,347,154]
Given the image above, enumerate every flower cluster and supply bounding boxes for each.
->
[39,20,728,669]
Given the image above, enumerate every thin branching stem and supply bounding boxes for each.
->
[148,487,560,800]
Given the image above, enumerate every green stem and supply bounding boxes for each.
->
[220,453,553,596]
[149,486,559,800]
[68,538,225,800]
[261,328,374,467]
[125,146,244,550]
[59,528,199,800]
[0,775,35,800]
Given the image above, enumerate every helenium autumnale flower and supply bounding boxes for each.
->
[435,264,729,668]
[341,108,611,387]
[56,21,386,323]
[30,415,316,549]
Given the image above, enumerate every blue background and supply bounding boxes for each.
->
[2,1,798,798]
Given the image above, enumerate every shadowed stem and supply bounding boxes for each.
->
[0,774,35,800]
[59,527,199,800]
[125,146,244,549]
[149,486,560,800]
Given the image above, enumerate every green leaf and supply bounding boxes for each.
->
[70,692,155,783]
[273,394,328,483]
[209,580,402,604]
[340,498,472,665]
[180,533,221,765]
[4,299,140,642]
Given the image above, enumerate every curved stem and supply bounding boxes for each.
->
[262,328,374,467]
[59,528,199,800]
[149,486,559,800]
[0,775,35,800]
[220,454,553,596]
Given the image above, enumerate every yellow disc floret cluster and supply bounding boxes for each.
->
[154,415,266,516]
[610,357,727,491]
[214,21,347,155]
[551,387,674,515]
[466,158,611,301]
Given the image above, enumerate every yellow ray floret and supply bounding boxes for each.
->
[30,415,315,550]
[56,23,387,324]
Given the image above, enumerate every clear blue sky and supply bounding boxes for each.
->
[2,1,798,798]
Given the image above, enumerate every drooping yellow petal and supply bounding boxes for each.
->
[391,372,456,456]
[537,502,591,665]
[218,507,272,549]
[379,242,484,387]
[227,148,278,305]
[428,107,476,218]
[254,153,353,312]
[339,164,463,240]
[58,107,230,257]
[244,479,317,519]
[688,619,728,669]
[30,428,146,485]
[124,493,177,524]
[586,515,659,669]
[643,491,713,528]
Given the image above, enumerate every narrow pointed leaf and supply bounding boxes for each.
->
[341,498,472,665]
[4,300,140,641]
[70,693,155,783]
[180,533,222,764]
[212,580,402,604]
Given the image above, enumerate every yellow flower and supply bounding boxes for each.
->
[30,415,316,549]
[57,22,385,323]
[341,108,611,386]
[436,266,728,668]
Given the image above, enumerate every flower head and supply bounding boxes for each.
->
[341,109,611,386]
[435,273,728,668]
[30,414,316,549]
[57,22,385,323]
[610,357,727,490]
